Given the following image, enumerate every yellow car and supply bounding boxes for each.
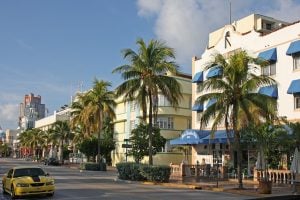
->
[2,166,55,199]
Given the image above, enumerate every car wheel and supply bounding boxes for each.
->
[2,184,7,194]
[11,185,16,199]
[48,192,54,197]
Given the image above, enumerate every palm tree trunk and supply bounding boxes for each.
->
[60,140,64,164]
[235,131,243,189]
[98,130,101,164]
[148,91,153,165]
[98,109,102,165]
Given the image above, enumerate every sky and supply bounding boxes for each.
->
[1,0,300,130]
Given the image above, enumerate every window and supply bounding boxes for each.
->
[196,112,201,122]
[124,102,127,113]
[130,101,136,112]
[196,83,201,93]
[156,117,174,129]
[262,63,276,76]
[293,54,300,70]
[129,120,135,132]
[187,119,191,129]
[213,150,222,165]
[295,95,300,109]
[266,23,272,30]
[158,95,170,106]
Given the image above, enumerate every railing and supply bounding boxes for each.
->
[169,162,229,181]
[254,169,294,184]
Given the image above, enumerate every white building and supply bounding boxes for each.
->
[172,14,300,168]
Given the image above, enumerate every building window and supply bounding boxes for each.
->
[293,54,300,70]
[156,117,174,129]
[196,83,202,93]
[295,95,300,109]
[266,23,272,30]
[196,112,201,122]
[124,102,127,113]
[129,120,135,132]
[158,95,171,106]
[187,119,191,129]
[262,63,276,76]
[130,101,136,112]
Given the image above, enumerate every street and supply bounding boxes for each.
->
[0,158,252,200]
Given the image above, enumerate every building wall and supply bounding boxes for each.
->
[208,14,289,48]
[112,72,192,166]
[191,14,300,166]
[34,108,70,130]
[194,17,300,129]
[19,93,46,130]
[5,129,19,149]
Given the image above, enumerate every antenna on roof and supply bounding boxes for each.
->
[229,1,232,24]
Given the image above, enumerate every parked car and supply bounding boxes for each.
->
[44,158,60,166]
[2,166,55,199]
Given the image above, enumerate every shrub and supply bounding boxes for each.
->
[116,163,170,183]
[140,165,171,183]
[80,162,106,171]
[116,162,146,181]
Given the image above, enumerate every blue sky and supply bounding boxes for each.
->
[1,0,300,130]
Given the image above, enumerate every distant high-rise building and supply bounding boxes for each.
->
[19,93,45,130]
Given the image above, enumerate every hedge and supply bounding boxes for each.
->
[80,162,106,171]
[116,162,170,183]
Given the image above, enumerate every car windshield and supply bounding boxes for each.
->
[13,168,46,178]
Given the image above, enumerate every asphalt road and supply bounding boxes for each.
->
[0,158,252,200]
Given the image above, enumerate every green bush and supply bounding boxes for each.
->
[80,162,106,171]
[140,165,171,183]
[116,162,146,181]
[116,163,170,183]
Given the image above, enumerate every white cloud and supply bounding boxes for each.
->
[264,0,300,22]
[137,0,162,17]
[137,0,300,72]
[0,103,19,130]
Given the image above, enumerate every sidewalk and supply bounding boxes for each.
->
[64,163,300,199]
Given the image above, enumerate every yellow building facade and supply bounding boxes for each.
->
[111,72,192,166]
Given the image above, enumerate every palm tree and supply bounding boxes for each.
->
[196,51,278,189]
[70,93,93,136]
[83,79,116,165]
[18,129,43,159]
[113,38,182,165]
[289,122,300,149]
[52,121,72,164]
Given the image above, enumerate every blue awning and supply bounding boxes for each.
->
[170,129,210,145]
[206,98,216,108]
[200,130,234,144]
[258,85,278,98]
[192,71,203,83]
[192,103,203,112]
[206,66,222,78]
[287,79,300,94]
[258,48,277,62]
[286,40,300,56]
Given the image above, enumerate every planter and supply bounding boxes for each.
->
[258,180,272,194]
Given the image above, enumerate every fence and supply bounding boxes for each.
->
[254,169,294,184]
[169,162,229,182]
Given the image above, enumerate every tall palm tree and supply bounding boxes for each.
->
[196,51,278,188]
[84,79,116,165]
[70,93,93,136]
[52,121,72,164]
[113,38,182,165]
